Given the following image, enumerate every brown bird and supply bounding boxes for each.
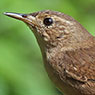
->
[4,10,95,95]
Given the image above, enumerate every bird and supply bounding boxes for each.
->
[4,10,95,95]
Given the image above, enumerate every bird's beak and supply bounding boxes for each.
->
[4,12,37,26]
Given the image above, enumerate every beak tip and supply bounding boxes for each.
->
[3,12,13,16]
[3,12,8,15]
[3,12,23,19]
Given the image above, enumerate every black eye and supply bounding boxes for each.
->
[43,18,53,26]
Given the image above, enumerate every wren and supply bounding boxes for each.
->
[4,10,95,95]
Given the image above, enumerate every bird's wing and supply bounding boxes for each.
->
[63,45,95,83]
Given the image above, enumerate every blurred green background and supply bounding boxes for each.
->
[0,0,95,95]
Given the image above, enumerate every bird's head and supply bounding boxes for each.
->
[4,10,91,49]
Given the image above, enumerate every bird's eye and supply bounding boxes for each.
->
[43,18,53,26]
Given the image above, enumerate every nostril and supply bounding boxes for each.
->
[22,14,27,18]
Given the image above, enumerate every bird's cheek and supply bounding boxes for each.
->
[56,33,64,39]
[41,32,50,42]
